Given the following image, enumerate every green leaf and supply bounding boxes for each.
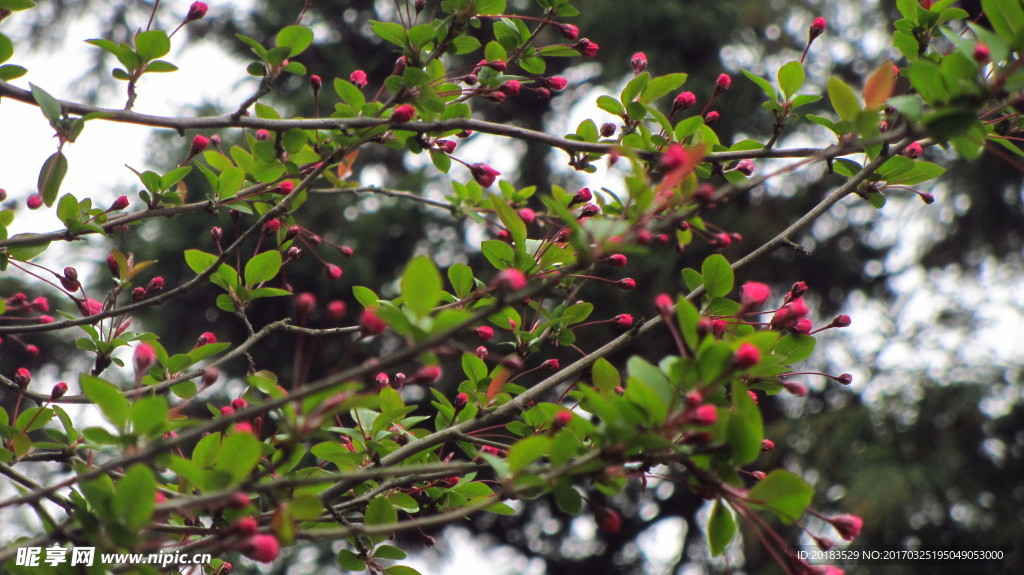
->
[135,30,170,61]
[276,25,314,57]
[30,83,62,125]
[370,20,407,47]
[244,250,282,286]
[682,268,703,292]
[374,545,408,560]
[475,0,506,15]
[56,193,79,226]
[727,380,763,465]
[130,396,168,437]
[481,239,515,270]
[884,160,946,186]
[775,334,816,364]
[144,60,178,73]
[0,33,13,64]
[216,431,263,485]
[184,249,219,275]
[747,470,814,524]
[982,0,1024,49]
[7,236,50,262]
[338,550,367,571]
[80,375,129,429]
[778,61,805,100]
[114,464,156,530]
[448,263,474,298]
[401,255,441,317]
[0,64,28,81]
[741,69,779,101]
[384,567,423,575]
[827,77,860,122]
[365,496,398,526]
[641,73,688,104]
[701,254,734,298]
[0,0,35,10]
[596,95,626,117]
[708,500,737,556]
[675,296,700,351]
[37,151,68,206]
[507,436,551,473]
[490,195,527,248]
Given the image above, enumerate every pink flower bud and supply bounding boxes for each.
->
[211,226,223,243]
[595,506,621,533]
[277,181,295,194]
[131,286,147,303]
[474,326,494,341]
[715,73,732,92]
[741,282,771,308]
[793,317,813,334]
[603,254,627,267]
[734,343,761,368]
[559,23,579,40]
[517,208,536,225]
[31,297,49,312]
[455,392,469,407]
[78,298,103,316]
[23,345,38,356]
[261,218,281,237]
[545,76,568,91]
[654,293,674,314]
[309,74,322,91]
[190,135,210,155]
[630,52,647,75]
[490,268,527,292]
[902,142,923,158]
[570,187,592,205]
[470,163,500,187]
[830,514,863,541]
[783,380,808,396]
[233,422,254,434]
[27,194,43,210]
[231,398,248,410]
[435,139,457,154]
[501,80,521,96]
[134,343,157,376]
[809,17,827,40]
[200,367,219,387]
[414,365,442,384]
[359,308,387,336]
[185,1,208,22]
[324,263,343,281]
[836,373,853,385]
[110,196,129,211]
[579,203,599,217]
[574,39,599,57]
[392,104,416,123]
[38,315,54,324]
[612,314,634,329]
[254,129,271,141]
[296,292,316,316]
[752,470,767,481]
[552,410,572,428]
[196,332,217,347]
[600,122,616,137]
[673,91,697,111]
[350,69,368,88]
[234,517,258,536]
[831,314,852,328]
[147,276,164,294]
[694,404,717,426]
[704,110,720,125]
[220,406,235,417]
[242,534,280,563]
[14,367,31,389]
[734,159,754,176]
[50,382,68,400]
[541,359,560,371]
[326,300,347,322]
[228,492,251,509]
[761,438,775,451]
[616,278,637,291]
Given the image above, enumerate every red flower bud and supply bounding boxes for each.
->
[146,276,164,294]
[570,187,592,206]
[831,314,852,328]
[375,372,390,387]
[836,373,853,385]
[326,300,347,322]
[734,159,754,176]
[392,104,416,123]
[673,91,697,111]
[78,298,103,316]
[278,181,295,194]
[715,73,732,92]
[752,470,767,481]
[501,80,521,96]
[734,343,761,368]
[793,317,813,334]
[603,254,627,267]
[324,263,343,281]
[552,410,572,429]
[761,438,775,451]
[830,514,864,541]
[309,74,322,91]
[110,196,129,211]
[261,218,281,237]
[231,398,248,410]
[14,367,31,389]
[359,308,387,336]
[456,392,469,407]
[435,139,457,154]
[296,292,316,317]
[694,404,717,426]
[600,122,617,137]
[242,534,280,563]
[190,135,210,155]
[211,226,223,243]
[38,315,54,324]
[254,129,271,141]
[31,297,49,312]
[27,194,43,210]
[50,382,68,400]
[490,268,527,292]
[595,506,621,533]
[741,282,771,308]
[655,293,674,314]
[809,17,827,40]
[470,163,500,187]
[630,52,647,75]
[350,69,368,88]
[545,76,568,91]
[541,359,560,371]
[196,332,217,346]
[220,406,235,417]
[413,365,442,384]
[185,1,208,22]
[612,314,634,329]
[473,326,494,341]
[134,343,157,376]
[574,39,599,57]
[560,23,579,40]
[517,208,536,225]
[704,110,720,125]
[616,278,636,291]
[902,142,923,159]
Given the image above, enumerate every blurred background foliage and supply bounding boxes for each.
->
[2,0,1022,573]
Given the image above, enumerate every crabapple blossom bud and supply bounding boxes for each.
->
[392,55,408,76]
[31,297,49,312]
[793,318,813,334]
[350,69,368,88]
[326,300,347,322]
[752,470,767,481]
[809,16,826,40]
[14,367,30,389]
[613,314,634,329]
[560,23,579,40]
[227,492,251,509]
[196,332,217,346]
[832,314,852,328]
[713,319,728,338]
[491,268,527,292]
[741,282,771,308]
[595,506,621,533]
[261,219,281,237]
[470,163,500,187]
[783,380,808,396]
[487,91,507,103]
[232,398,248,410]
[830,514,864,541]
[616,278,637,291]
[734,343,761,368]
[552,410,572,429]
[392,104,416,123]
[277,181,295,194]
[545,76,568,91]
[0,189,5,201]
[462,74,478,85]
[110,196,129,211]
[574,38,599,57]
[185,2,208,22]
[455,392,469,408]
[220,406,235,417]
[338,245,354,257]
[902,142,923,158]
[787,281,809,301]
[131,286,146,303]
[190,135,209,155]
[974,43,990,63]
[435,139,457,154]
[413,365,442,384]
[695,404,717,425]
[254,129,271,141]
[603,254,627,267]
[296,292,316,316]
[836,373,853,385]
[50,382,68,400]
[375,372,390,387]
[517,208,536,225]
[541,359,560,371]
[712,233,732,248]
[475,345,488,359]
[359,308,387,336]
[211,226,223,243]
[704,110,720,125]
[78,298,103,316]
[570,187,592,206]
[38,315,54,324]
[748,391,759,404]
[309,74,322,91]
[324,264,343,281]
[233,422,254,434]
[918,191,935,204]
[715,73,732,91]
[209,134,220,147]
[630,52,647,75]
[501,80,521,96]
[655,293,674,314]
[673,91,697,111]
[27,194,42,209]
[474,326,494,341]
[242,534,280,563]
[734,159,754,176]
[600,122,616,137]
[579,203,599,217]
[147,276,164,294]
[134,343,156,376]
